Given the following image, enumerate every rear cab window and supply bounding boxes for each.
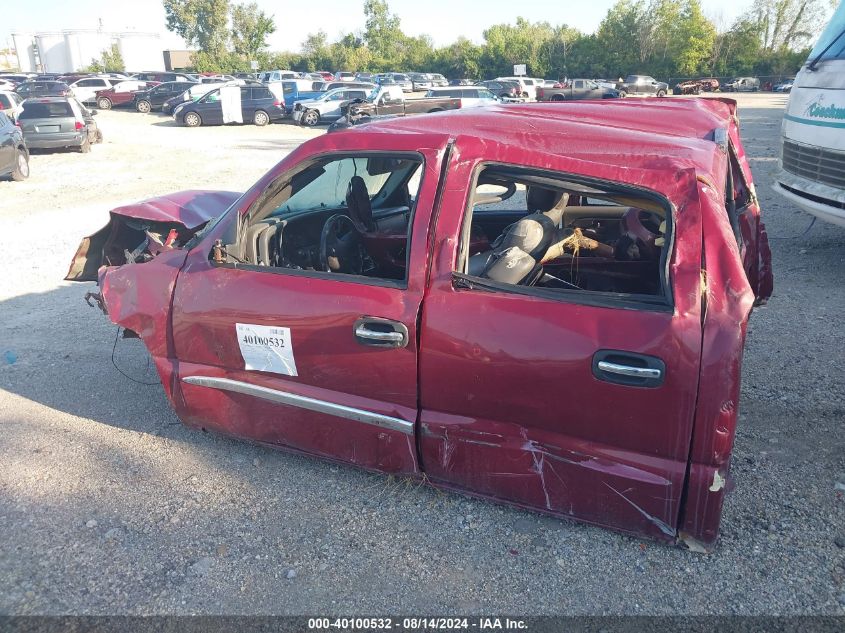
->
[456,164,673,307]
[19,101,74,119]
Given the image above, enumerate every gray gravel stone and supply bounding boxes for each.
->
[189,557,213,577]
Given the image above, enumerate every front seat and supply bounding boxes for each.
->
[346,176,376,233]
[467,186,568,281]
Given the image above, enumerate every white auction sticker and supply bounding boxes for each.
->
[236,323,298,376]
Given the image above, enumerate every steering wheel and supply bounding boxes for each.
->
[319,214,364,274]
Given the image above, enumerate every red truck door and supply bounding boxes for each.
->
[418,138,705,541]
[169,131,452,474]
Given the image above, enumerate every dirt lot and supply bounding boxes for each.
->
[1,95,844,615]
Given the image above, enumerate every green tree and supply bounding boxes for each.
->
[84,42,125,72]
[746,0,830,52]
[231,2,276,59]
[363,0,404,68]
[163,0,231,58]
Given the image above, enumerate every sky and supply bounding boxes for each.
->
[4,0,753,53]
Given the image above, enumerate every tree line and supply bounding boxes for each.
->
[163,0,830,80]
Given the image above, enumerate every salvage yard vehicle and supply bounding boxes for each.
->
[173,85,284,127]
[134,81,197,113]
[673,80,703,95]
[68,76,126,104]
[0,111,29,181]
[68,98,772,551]
[0,90,24,122]
[18,97,102,153]
[95,81,159,110]
[723,77,760,92]
[616,75,669,97]
[293,86,373,126]
[495,76,539,99]
[341,85,462,122]
[15,80,73,99]
[477,80,524,101]
[423,86,498,108]
[536,78,621,101]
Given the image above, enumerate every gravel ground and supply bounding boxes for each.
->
[0,95,843,615]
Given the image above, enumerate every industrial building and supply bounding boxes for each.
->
[11,30,165,73]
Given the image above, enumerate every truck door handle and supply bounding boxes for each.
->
[592,350,665,388]
[353,317,409,348]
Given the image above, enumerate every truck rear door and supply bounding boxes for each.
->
[417,136,705,541]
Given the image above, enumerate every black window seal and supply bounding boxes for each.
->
[456,161,676,311]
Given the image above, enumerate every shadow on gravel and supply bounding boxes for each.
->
[0,283,176,435]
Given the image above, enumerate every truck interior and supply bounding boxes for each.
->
[456,166,673,302]
[223,154,425,283]
[217,157,673,303]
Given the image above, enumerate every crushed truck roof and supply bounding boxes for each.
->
[341,98,737,190]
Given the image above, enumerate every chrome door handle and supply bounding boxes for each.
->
[353,317,409,348]
[592,350,665,388]
[596,361,662,380]
[354,325,404,343]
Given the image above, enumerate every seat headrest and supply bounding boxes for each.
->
[526,186,564,213]
[346,175,375,232]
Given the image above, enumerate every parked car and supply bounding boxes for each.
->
[293,86,373,126]
[162,83,220,115]
[673,80,703,95]
[427,73,448,87]
[536,78,621,101]
[723,77,760,92]
[407,72,433,91]
[132,72,192,83]
[68,77,125,104]
[0,90,25,122]
[15,81,73,99]
[673,78,720,95]
[341,85,462,122]
[173,85,284,127]
[67,98,771,552]
[449,78,477,86]
[134,81,198,113]
[495,76,540,99]
[616,75,669,97]
[334,71,356,82]
[94,81,159,110]
[424,86,498,108]
[17,97,102,153]
[0,79,18,91]
[0,111,29,181]
[0,74,31,87]
[384,73,413,92]
[477,80,524,101]
[773,79,794,93]
[267,79,356,115]
[315,71,334,81]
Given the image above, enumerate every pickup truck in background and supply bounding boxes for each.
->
[723,77,760,92]
[341,86,461,123]
[616,75,669,97]
[536,78,621,101]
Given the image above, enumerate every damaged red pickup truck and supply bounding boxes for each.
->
[67,98,772,551]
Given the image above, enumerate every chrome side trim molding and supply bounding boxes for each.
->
[181,375,413,435]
